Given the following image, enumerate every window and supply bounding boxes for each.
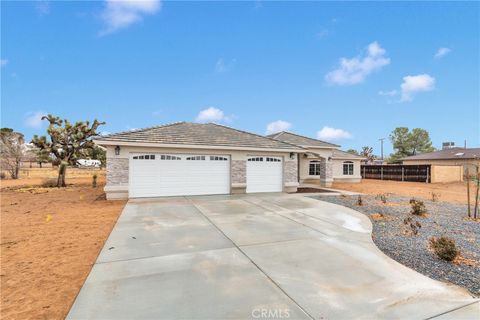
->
[186,155,206,160]
[309,161,321,176]
[343,161,354,175]
[210,156,228,161]
[266,157,281,162]
[247,157,263,162]
[160,155,181,160]
[133,154,155,160]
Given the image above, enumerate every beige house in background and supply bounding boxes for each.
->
[401,147,480,182]
[267,132,365,186]
[401,147,480,171]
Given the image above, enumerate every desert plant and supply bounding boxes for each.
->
[356,195,363,206]
[429,236,458,261]
[410,199,427,216]
[379,194,387,204]
[403,216,421,235]
[42,178,58,188]
[0,172,5,179]
[431,192,439,202]
[0,128,25,179]
[31,115,105,187]
[92,173,97,188]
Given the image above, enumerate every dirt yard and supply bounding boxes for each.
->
[332,179,474,205]
[1,169,126,319]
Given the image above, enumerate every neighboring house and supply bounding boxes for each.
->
[267,132,364,186]
[401,147,480,175]
[94,122,303,199]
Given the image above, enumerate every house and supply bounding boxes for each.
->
[95,122,363,200]
[267,132,364,186]
[94,122,303,199]
[401,147,480,177]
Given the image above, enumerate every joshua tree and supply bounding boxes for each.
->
[360,146,376,163]
[31,115,105,187]
[0,128,25,179]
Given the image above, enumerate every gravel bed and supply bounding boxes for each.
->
[309,194,480,296]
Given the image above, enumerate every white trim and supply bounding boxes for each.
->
[94,139,303,153]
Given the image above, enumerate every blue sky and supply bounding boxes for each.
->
[1,1,479,156]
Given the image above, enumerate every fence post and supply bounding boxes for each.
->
[402,167,404,181]
[426,166,430,183]
[363,166,365,178]
[381,167,384,180]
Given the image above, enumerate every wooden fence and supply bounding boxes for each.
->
[361,165,431,183]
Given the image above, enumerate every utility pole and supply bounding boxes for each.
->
[379,138,385,161]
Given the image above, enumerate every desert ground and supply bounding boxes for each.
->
[0,169,476,319]
[332,179,474,205]
[1,168,126,320]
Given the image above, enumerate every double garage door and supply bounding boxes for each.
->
[129,153,283,198]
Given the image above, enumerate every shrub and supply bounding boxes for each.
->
[379,194,387,204]
[410,199,427,216]
[41,178,58,188]
[0,172,5,179]
[92,173,98,188]
[431,192,439,202]
[356,195,363,206]
[429,236,458,261]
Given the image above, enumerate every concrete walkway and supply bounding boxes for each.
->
[67,194,478,319]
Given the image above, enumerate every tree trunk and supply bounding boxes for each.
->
[57,161,67,187]
[475,167,479,219]
[13,162,20,179]
[466,168,471,217]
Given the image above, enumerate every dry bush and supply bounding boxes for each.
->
[356,195,363,206]
[429,236,458,261]
[41,178,58,188]
[431,192,440,202]
[410,199,427,216]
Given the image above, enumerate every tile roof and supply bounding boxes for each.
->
[332,149,366,160]
[401,147,480,161]
[95,122,303,151]
[267,131,340,148]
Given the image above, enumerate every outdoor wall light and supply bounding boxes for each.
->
[290,152,295,159]
[115,145,121,155]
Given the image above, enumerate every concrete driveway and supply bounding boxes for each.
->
[67,194,478,319]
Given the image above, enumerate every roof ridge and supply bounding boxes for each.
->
[208,123,306,150]
[99,121,186,138]
[274,131,340,147]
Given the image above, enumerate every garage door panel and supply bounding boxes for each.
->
[129,154,230,198]
[246,156,283,193]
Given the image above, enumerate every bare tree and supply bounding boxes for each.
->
[31,115,105,187]
[0,128,25,179]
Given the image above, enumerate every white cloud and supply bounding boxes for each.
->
[35,1,50,16]
[24,111,47,129]
[1,59,8,67]
[214,58,236,73]
[100,0,161,36]
[265,120,292,135]
[434,47,451,59]
[317,126,352,141]
[325,41,390,86]
[400,74,435,102]
[195,106,234,123]
[378,90,397,96]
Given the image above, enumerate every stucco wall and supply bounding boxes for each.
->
[431,165,464,183]
[332,159,362,182]
[103,145,298,198]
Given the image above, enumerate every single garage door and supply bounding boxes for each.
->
[129,153,230,198]
[246,156,283,193]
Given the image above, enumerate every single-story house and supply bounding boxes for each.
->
[95,122,363,199]
[401,147,480,177]
[267,131,364,185]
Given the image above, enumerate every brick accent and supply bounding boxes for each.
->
[325,161,333,179]
[231,160,246,184]
[106,158,129,185]
[284,160,298,183]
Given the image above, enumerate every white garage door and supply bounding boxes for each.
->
[246,156,283,193]
[129,153,230,198]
